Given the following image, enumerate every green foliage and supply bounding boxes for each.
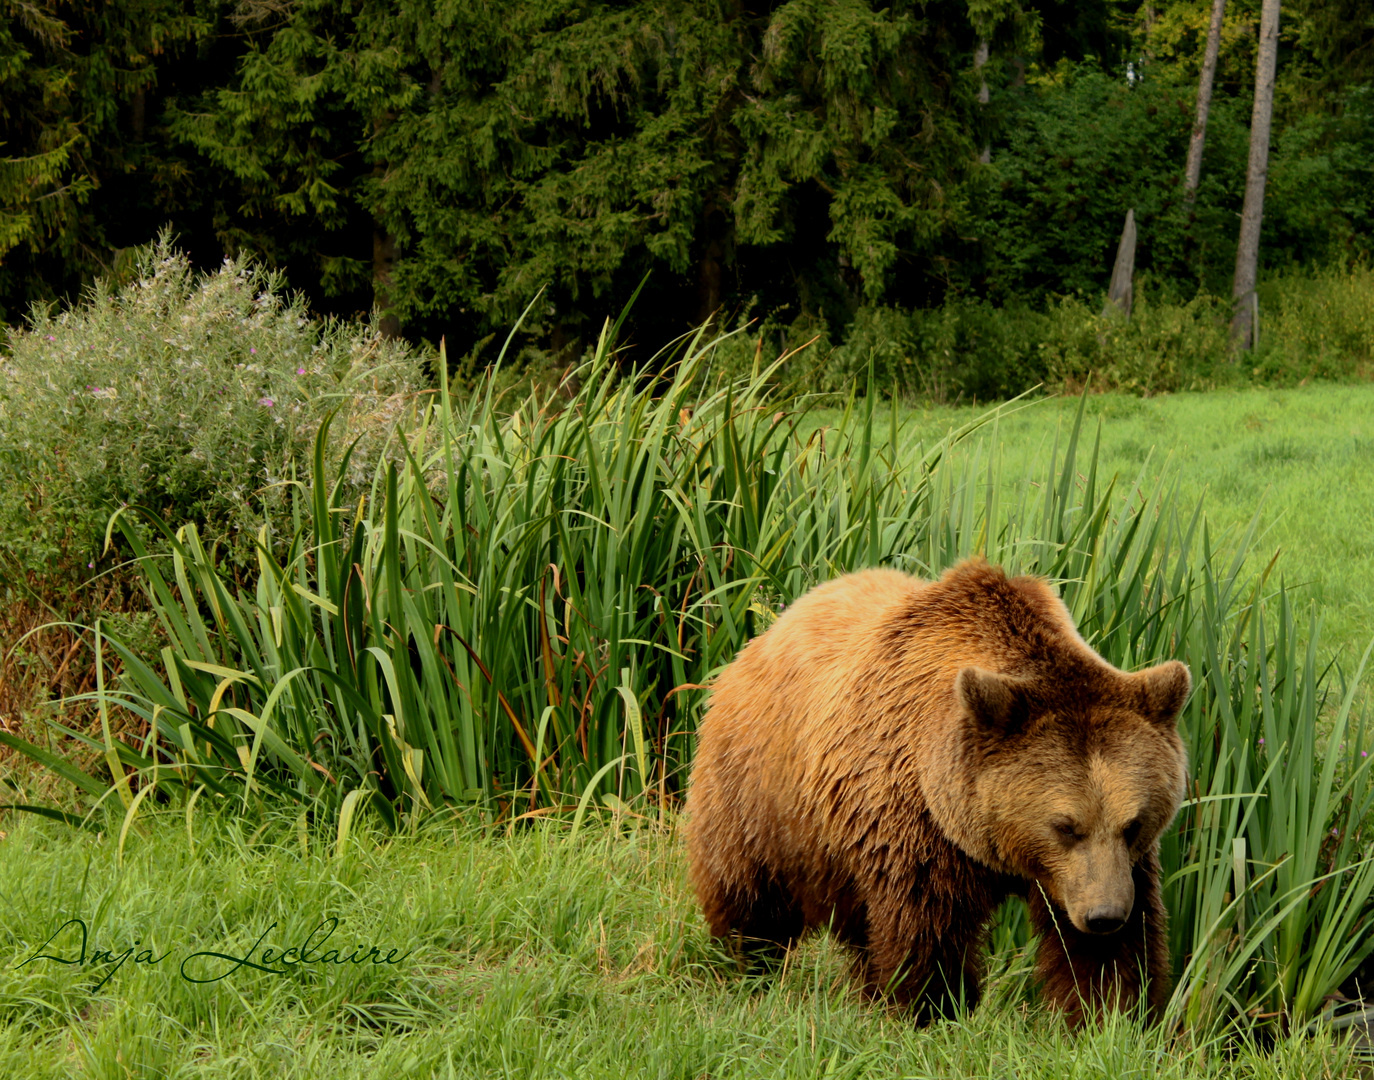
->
[1169,585,1374,1029]
[1035,289,1231,393]
[0,236,427,583]
[1141,0,1261,93]
[971,69,1251,301]
[45,326,994,828]
[1265,84,1374,268]
[156,1,1374,356]
[1283,0,1374,105]
[1249,263,1374,381]
[169,0,1025,347]
[4,0,1374,368]
[0,0,214,322]
[805,264,1374,401]
[821,300,1059,401]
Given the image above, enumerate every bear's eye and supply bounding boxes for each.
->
[1052,820,1081,845]
[1123,818,1143,846]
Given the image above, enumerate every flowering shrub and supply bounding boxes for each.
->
[0,235,427,582]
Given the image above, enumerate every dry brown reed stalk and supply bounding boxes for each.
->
[0,565,154,760]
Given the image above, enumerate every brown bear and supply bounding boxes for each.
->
[685,558,1190,1025]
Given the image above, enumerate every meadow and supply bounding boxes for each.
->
[807,383,1374,671]
[4,278,1374,1075]
[0,812,1358,1080]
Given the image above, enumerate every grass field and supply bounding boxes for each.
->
[806,382,1374,670]
[0,811,1358,1080]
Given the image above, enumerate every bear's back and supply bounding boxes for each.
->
[691,560,1099,866]
[702,559,1083,758]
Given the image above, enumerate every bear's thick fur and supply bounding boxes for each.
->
[685,558,1190,1024]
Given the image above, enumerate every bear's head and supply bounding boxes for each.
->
[956,660,1190,934]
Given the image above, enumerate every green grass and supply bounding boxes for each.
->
[805,383,1374,670]
[0,811,1360,1080]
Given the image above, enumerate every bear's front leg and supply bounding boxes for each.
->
[861,888,991,1023]
[1029,848,1171,1026]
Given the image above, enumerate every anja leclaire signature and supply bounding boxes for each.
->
[16,917,412,990]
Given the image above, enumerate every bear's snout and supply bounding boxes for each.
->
[1062,838,1136,935]
[1085,904,1130,935]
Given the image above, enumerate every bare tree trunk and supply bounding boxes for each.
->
[372,107,404,341]
[696,198,726,325]
[975,38,991,164]
[1103,209,1137,319]
[373,228,401,340]
[1230,0,1280,352]
[1184,0,1227,202]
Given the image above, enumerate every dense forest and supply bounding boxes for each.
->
[3,0,1373,370]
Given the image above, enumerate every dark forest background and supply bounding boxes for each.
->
[3,0,1373,370]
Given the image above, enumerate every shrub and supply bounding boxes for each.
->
[0,235,428,584]
[1251,264,1374,383]
[816,302,1049,403]
[1265,84,1374,271]
[811,288,1226,402]
[967,70,1374,307]
[1036,288,1231,395]
[798,263,1374,402]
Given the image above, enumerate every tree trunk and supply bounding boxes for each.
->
[1103,209,1137,319]
[372,227,401,340]
[1184,0,1227,202]
[372,106,406,341]
[696,242,722,325]
[131,86,146,141]
[1230,0,1280,353]
[696,197,728,325]
[975,38,991,164]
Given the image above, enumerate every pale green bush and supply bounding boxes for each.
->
[0,236,427,582]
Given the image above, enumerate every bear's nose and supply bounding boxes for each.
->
[1085,906,1128,935]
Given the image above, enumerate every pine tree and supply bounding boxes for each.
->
[170,0,1025,352]
[0,0,209,321]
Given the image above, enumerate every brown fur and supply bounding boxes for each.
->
[685,558,1189,1025]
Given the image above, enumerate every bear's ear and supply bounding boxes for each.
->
[956,667,1028,738]
[1132,660,1192,728]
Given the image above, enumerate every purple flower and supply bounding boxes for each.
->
[88,561,95,569]
[1257,738,1265,746]
[250,347,257,355]
[46,334,55,341]
[258,396,275,408]
[296,367,307,375]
